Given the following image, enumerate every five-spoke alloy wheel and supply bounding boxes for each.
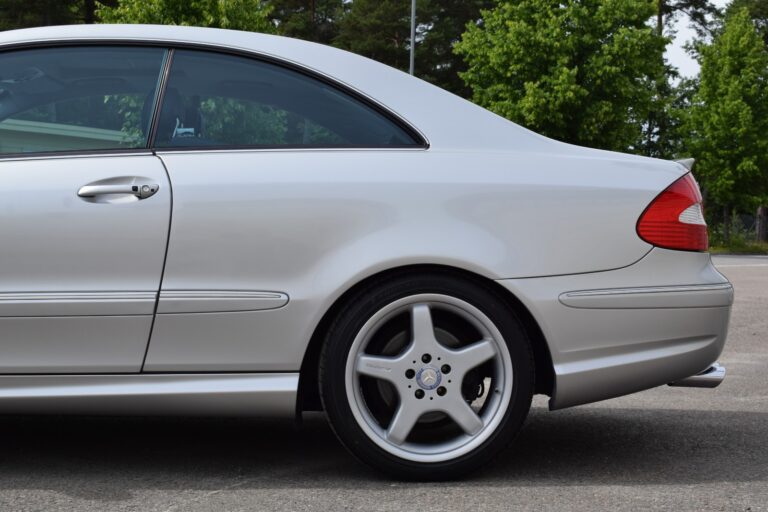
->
[320,272,533,479]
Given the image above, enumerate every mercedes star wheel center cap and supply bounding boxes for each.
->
[416,366,442,390]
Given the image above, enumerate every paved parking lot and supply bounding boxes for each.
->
[0,256,766,511]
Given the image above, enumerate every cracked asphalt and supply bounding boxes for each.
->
[0,255,766,511]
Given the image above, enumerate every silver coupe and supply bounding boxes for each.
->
[0,25,732,479]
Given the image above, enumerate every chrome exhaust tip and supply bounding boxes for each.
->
[669,363,726,388]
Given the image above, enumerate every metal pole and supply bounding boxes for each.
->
[409,0,416,75]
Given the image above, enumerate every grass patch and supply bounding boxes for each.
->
[710,241,768,255]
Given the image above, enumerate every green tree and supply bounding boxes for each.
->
[455,0,667,152]
[333,0,416,72]
[638,66,686,159]
[643,1,719,159]
[97,0,275,33]
[727,0,768,45]
[0,0,73,30]
[0,0,117,30]
[269,0,343,45]
[656,0,720,37]
[728,1,768,242]
[333,0,491,97]
[687,8,768,241]
[417,0,494,96]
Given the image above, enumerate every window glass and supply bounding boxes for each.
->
[0,47,166,155]
[155,50,421,148]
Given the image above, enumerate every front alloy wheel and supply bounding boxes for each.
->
[320,272,533,479]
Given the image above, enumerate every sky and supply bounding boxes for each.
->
[666,0,730,77]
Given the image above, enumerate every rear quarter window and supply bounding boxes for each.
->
[154,49,423,149]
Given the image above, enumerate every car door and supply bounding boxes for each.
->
[0,45,171,373]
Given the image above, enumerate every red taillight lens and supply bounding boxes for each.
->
[637,173,708,252]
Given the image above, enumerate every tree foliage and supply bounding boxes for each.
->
[656,0,720,37]
[0,0,115,30]
[97,0,274,33]
[727,0,768,45]
[687,8,768,212]
[333,0,416,72]
[455,0,667,152]
[333,0,493,97]
[637,66,688,159]
[417,0,495,96]
[269,0,343,45]
[0,0,75,29]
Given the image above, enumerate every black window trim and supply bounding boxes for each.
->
[0,40,429,161]
[146,47,175,150]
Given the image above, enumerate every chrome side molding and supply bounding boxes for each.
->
[0,291,157,316]
[157,290,289,314]
[669,363,726,388]
[559,283,733,309]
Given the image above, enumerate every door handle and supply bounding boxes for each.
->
[78,183,159,199]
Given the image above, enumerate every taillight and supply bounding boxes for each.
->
[637,173,708,252]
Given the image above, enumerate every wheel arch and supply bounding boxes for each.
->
[296,264,555,414]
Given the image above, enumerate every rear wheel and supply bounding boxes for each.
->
[319,272,534,480]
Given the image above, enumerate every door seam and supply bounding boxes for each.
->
[140,154,174,371]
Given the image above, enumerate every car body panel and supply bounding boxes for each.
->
[496,248,732,409]
[0,316,155,374]
[0,155,170,296]
[0,154,170,373]
[0,373,297,416]
[154,149,678,284]
[142,148,681,372]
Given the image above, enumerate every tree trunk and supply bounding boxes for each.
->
[757,205,768,243]
[656,0,664,35]
[723,205,731,245]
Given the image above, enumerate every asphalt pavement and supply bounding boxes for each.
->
[0,255,766,511]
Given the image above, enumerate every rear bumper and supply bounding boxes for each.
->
[496,248,733,409]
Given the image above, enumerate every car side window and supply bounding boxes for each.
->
[154,49,422,148]
[0,46,167,155]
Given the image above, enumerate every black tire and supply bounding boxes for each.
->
[319,270,534,480]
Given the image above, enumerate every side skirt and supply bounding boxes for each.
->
[0,373,298,417]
